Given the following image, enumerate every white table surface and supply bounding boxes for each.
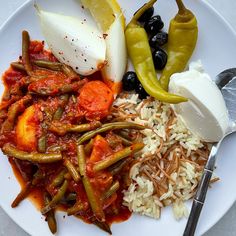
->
[0,0,236,235]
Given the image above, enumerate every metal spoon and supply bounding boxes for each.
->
[183,68,236,236]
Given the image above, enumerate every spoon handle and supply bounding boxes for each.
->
[183,144,218,236]
[183,200,203,236]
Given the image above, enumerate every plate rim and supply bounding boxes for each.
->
[0,0,236,236]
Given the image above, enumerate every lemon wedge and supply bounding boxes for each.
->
[81,0,125,31]
[81,0,127,95]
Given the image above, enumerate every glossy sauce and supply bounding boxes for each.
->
[1,40,132,229]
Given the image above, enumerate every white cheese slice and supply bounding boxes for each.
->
[169,61,229,142]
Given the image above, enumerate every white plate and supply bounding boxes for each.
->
[0,0,236,235]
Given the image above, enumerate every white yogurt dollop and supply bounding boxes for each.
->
[169,61,229,142]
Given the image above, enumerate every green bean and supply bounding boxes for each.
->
[71,94,77,103]
[67,201,84,216]
[11,182,31,208]
[53,94,69,120]
[83,177,105,221]
[60,94,70,103]
[46,210,57,234]
[53,107,63,120]
[22,31,33,75]
[11,61,63,72]
[92,220,111,234]
[84,139,94,156]
[64,159,80,182]
[102,181,120,200]
[34,60,62,71]
[59,80,87,93]
[50,169,67,188]
[64,172,72,180]
[118,130,135,141]
[38,135,47,153]
[10,62,50,81]
[47,145,63,153]
[77,145,86,176]
[69,122,102,133]
[108,133,133,148]
[64,193,77,202]
[77,122,146,145]
[49,121,102,136]
[44,193,57,234]
[32,169,45,186]
[108,158,131,176]
[41,180,68,214]
[1,95,32,132]
[93,143,144,172]
[11,62,26,71]
[61,64,78,78]
[77,145,105,222]
[30,79,87,96]
[2,144,62,163]
[116,134,133,146]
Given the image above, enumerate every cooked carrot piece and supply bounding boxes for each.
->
[78,80,114,120]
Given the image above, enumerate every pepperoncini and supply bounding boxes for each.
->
[159,0,198,91]
[125,0,187,104]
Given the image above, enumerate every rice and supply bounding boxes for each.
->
[112,92,214,220]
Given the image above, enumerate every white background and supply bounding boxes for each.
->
[0,0,236,235]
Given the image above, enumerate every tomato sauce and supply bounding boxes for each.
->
[0,39,132,232]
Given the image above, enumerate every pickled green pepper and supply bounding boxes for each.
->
[125,0,187,104]
[159,0,198,90]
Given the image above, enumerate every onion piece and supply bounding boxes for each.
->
[35,5,106,75]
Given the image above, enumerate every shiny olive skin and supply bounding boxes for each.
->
[144,15,164,35]
[152,48,168,70]
[149,32,168,49]
[137,6,154,23]
[122,71,139,91]
[135,83,148,99]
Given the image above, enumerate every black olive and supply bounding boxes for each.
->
[149,32,168,49]
[122,71,139,91]
[152,48,168,70]
[144,15,164,35]
[136,6,154,23]
[135,83,148,99]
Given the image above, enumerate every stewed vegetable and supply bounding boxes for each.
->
[0,31,145,235]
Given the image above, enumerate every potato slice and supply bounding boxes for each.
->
[16,105,39,152]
